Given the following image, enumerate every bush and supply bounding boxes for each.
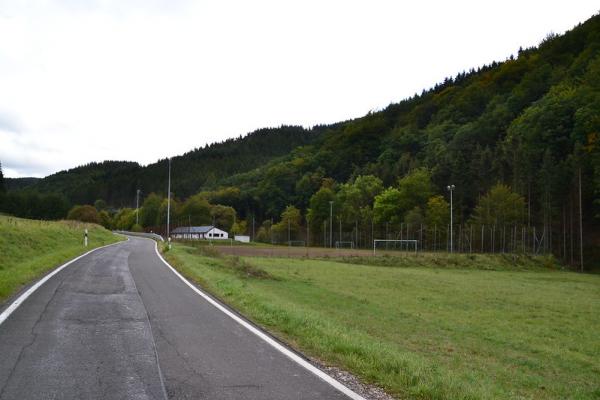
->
[131,223,144,232]
[67,205,100,224]
[98,210,113,229]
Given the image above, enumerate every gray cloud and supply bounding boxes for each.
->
[1,157,50,178]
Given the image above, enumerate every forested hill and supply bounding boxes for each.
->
[3,13,600,250]
[5,125,324,207]
[219,14,600,220]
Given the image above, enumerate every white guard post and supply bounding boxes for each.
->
[84,229,88,247]
[168,236,172,250]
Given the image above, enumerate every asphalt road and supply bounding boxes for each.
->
[0,237,353,400]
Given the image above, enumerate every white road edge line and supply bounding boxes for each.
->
[153,242,368,400]
[0,238,127,326]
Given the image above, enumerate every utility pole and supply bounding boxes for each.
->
[135,189,141,225]
[447,184,455,253]
[167,158,171,243]
[371,218,374,248]
[252,215,255,242]
[306,216,310,247]
[579,167,583,272]
[329,201,333,248]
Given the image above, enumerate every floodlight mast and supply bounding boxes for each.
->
[447,184,455,253]
[136,189,141,225]
[329,201,333,248]
[167,158,171,241]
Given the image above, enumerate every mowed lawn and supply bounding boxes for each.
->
[0,215,121,303]
[166,244,600,400]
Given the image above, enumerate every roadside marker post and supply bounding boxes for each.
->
[84,229,88,247]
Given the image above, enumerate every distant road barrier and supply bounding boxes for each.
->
[114,231,164,242]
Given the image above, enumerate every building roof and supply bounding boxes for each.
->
[172,226,215,234]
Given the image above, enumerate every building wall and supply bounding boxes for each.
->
[173,227,229,240]
[207,228,228,239]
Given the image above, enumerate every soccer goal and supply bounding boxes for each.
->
[335,241,354,249]
[287,240,306,247]
[373,239,418,255]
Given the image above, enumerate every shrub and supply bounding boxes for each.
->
[67,205,100,224]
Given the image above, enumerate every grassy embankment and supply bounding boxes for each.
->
[164,244,600,400]
[0,215,121,303]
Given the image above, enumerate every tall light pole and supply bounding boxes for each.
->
[306,216,310,247]
[167,158,172,241]
[447,184,455,253]
[329,201,333,248]
[135,189,141,225]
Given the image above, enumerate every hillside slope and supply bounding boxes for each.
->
[0,216,121,303]
[223,15,600,219]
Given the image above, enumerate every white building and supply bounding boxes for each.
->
[234,235,250,243]
[171,226,229,240]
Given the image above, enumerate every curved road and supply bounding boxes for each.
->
[0,237,354,399]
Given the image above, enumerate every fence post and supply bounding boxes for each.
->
[469,225,473,253]
[481,225,484,253]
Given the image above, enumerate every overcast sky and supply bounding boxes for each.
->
[1,1,598,178]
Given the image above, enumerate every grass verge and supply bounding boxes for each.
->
[0,215,122,303]
[164,244,600,399]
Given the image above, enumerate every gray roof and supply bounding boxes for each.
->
[172,226,215,234]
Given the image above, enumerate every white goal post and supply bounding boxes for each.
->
[287,240,306,247]
[373,239,418,255]
[335,241,354,249]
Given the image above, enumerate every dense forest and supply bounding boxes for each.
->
[2,14,600,269]
[4,125,322,206]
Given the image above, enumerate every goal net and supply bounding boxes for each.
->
[373,239,418,255]
[335,241,355,249]
[287,240,306,247]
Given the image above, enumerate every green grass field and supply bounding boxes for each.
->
[165,244,600,400]
[0,215,121,303]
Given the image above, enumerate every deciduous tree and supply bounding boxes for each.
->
[470,184,526,226]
